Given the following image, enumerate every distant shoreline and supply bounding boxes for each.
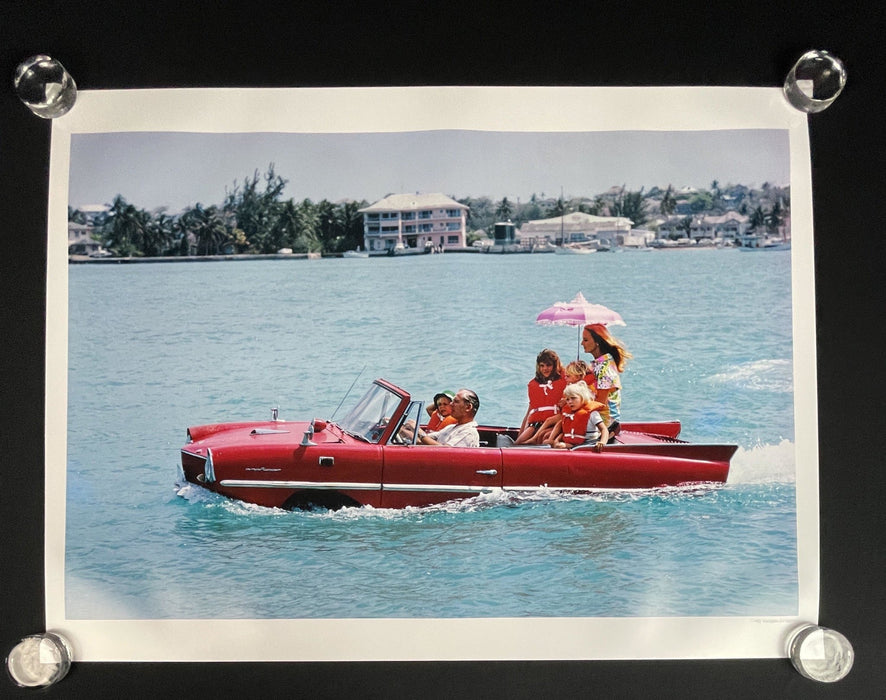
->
[69,252,322,264]
[67,244,755,264]
[68,249,484,264]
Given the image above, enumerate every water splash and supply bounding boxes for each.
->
[728,439,796,484]
[705,359,793,393]
[175,437,797,521]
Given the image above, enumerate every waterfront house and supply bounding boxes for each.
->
[657,212,749,245]
[518,211,633,249]
[358,193,469,254]
[690,211,749,244]
[68,221,106,256]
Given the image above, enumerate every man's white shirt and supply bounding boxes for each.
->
[427,421,480,448]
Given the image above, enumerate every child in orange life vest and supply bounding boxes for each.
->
[426,391,456,431]
[547,380,609,451]
[515,349,566,444]
[529,359,589,444]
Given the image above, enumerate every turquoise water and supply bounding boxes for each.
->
[65,250,798,618]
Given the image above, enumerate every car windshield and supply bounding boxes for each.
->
[338,382,406,444]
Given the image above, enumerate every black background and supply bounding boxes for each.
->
[1,2,883,698]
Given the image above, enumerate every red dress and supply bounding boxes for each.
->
[526,377,566,424]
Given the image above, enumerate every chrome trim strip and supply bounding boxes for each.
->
[219,480,382,490]
[215,480,669,494]
[218,480,491,494]
[382,483,493,494]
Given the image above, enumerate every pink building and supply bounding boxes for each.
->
[358,193,469,254]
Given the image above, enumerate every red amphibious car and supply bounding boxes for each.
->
[180,378,736,510]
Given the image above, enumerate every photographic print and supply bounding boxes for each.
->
[45,87,817,661]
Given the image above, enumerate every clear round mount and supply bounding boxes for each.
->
[13,54,78,119]
[786,624,854,683]
[6,632,73,688]
[783,50,847,113]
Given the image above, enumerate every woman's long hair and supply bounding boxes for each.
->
[534,348,564,382]
[584,323,632,372]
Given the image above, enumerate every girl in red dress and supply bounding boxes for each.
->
[515,349,566,444]
[529,359,589,444]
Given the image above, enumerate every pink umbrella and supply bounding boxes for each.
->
[536,292,625,357]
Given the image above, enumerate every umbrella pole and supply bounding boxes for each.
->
[576,325,581,360]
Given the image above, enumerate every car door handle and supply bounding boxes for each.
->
[476,469,497,476]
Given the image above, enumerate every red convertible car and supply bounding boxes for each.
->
[180,378,737,510]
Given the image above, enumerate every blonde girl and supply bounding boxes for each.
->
[547,380,609,451]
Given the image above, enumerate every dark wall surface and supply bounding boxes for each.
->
[1,3,883,698]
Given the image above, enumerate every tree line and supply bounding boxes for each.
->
[70,166,790,257]
[460,181,789,236]
[70,165,368,257]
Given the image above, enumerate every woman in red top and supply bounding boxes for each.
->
[515,348,566,444]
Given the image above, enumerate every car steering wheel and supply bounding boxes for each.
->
[367,417,391,442]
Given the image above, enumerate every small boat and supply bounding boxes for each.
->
[739,235,791,251]
[553,244,596,255]
[342,247,369,258]
[181,378,737,511]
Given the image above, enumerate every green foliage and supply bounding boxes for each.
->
[749,205,767,230]
[659,185,677,216]
[461,196,495,233]
[68,206,87,224]
[100,195,165,257]
[178,203,228,255]
[610,187,648,228]
[224,164,287,253]
[495,197,513,221]
[689,192,714,212]
[80,168,789,258]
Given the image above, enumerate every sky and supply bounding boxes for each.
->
[68,129,790,213]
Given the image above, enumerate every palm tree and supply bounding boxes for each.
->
[338,200,366,252]
[316,199,339,252]
[749,205,766,231]
[766,200,783,233]
[495,197,513,221]
[660,185,677,216]
[142,211,174,257]
[102,195,146,256]
[294,199,320,253]
[611,187,647,228]
[270,199,300,252]
[68,206,87,224]
[179,204,228,255]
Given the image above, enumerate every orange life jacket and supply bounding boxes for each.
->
[561,403,604,444]
[526,377,566,422]
[427,412,456,431]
